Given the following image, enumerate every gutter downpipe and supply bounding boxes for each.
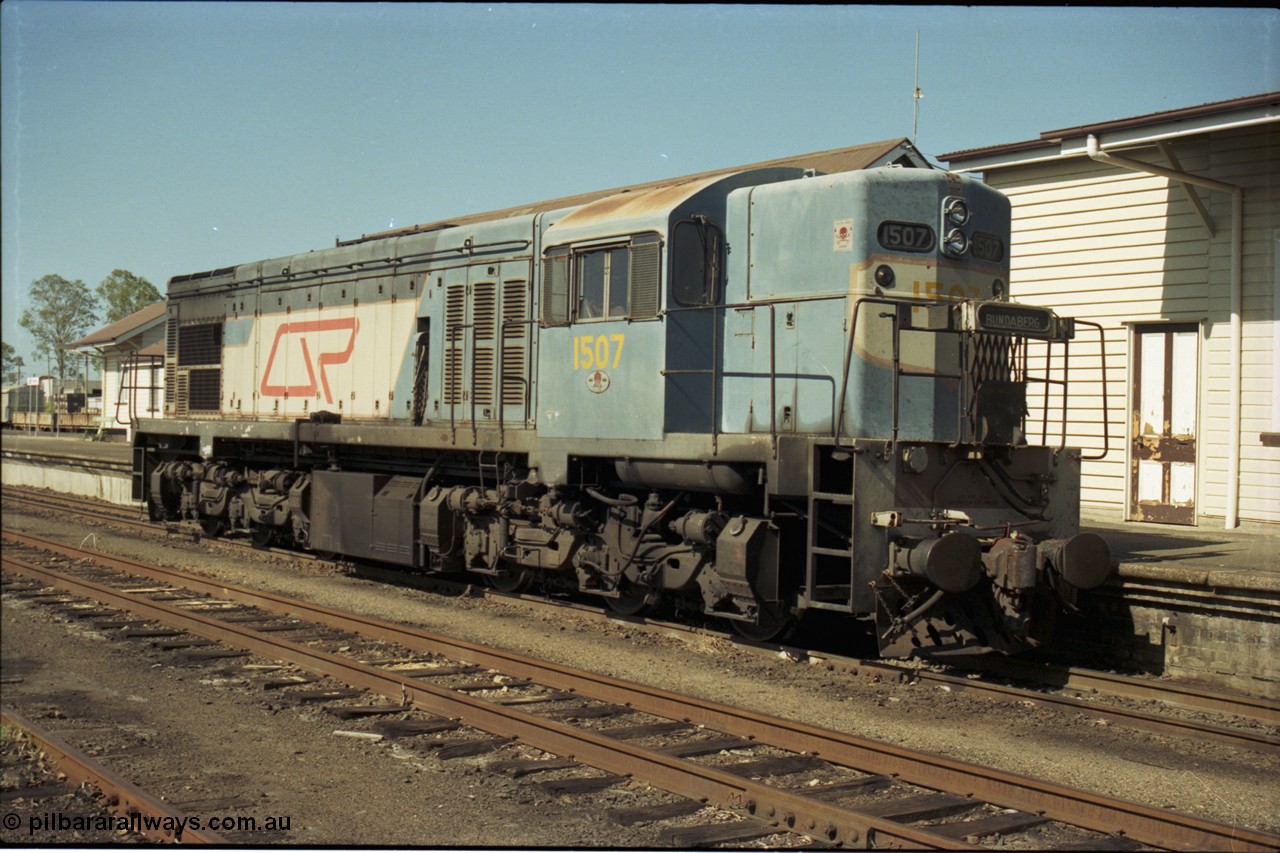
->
[1085,135,1244,528]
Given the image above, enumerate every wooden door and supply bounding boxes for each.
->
[1129,324,1198,525]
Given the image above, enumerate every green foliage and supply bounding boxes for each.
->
[18,274,100,382]
[97,269,161,324]
[2,341,26,385]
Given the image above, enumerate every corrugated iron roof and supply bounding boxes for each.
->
[71,301,167,349]
[940,91,1280,162]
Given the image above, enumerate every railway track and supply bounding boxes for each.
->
[2,489,142,523]
[5,485,1276,752]
[4,529,1278,851]
[0,708,226,844]
[1,487,320,564]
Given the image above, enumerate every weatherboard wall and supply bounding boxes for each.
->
[978,124,1278,525]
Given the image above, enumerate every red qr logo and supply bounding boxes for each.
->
[259,317,359,404]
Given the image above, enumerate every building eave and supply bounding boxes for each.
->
[943,93,1280,173]
[69,302,168,351]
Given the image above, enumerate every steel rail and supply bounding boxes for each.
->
[801,656,1280,754]
[3,491,140,521]
[0,709,227,845]
[334,551,1280,745]
[5,493,1275,740]
[5,530,1278,852]
[2,491,319,566]
[948,656,1280,726]
[6,483,1275,716]
[337,555,1280,738]
[2,553,964,850]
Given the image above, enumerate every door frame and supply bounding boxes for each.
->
[1127,322,1200,525]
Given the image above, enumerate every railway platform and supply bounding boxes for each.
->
[1,432,132,466]
[2,431,1276,695]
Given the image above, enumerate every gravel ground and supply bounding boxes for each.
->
[1,721,150,845]
[2,503,1277,846]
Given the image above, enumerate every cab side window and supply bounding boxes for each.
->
[576,246,627,320]
[540,233,660,326]
[670,218,721,306]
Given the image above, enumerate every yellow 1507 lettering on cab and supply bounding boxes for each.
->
[572,334,625,370]
[913,280,983,302]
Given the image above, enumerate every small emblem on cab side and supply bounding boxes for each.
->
[586,370,611,394]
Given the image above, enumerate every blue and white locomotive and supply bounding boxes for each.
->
[136,150,1111,656]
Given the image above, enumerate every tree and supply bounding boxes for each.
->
[98,269,161,323]
[2,341,26,385]
[18,274,99,384]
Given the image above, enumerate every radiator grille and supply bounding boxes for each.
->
[472,282,497,339]
[175,374,189,418]
[502,280,529,406]
[443,348,464,406]
[164,318,178,413]
[472,346,495,406]
[503,280,527,339]
[444,285,467,405]
[187,368,222,412]
[501,345,524,406]
[171,321,223,416]
[177,323,223,366]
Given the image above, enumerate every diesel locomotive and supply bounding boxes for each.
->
[134,153,1111,657]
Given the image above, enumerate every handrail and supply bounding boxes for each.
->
[445,321,472,443]
[1075,320,1110,461]
[648,294,1090,459]
[665,294,849,456]
[497,316,538,447]
[116,352,164,428]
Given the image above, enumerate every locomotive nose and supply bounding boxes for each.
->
[1040,532,1113,590]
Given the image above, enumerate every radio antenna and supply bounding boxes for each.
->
[913,30,923,146]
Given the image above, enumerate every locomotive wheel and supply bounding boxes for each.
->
[199,517,225,538]
[485,567,534,594]
[605,581,658,616]
[730,603,797,644]
[250,525,274,549]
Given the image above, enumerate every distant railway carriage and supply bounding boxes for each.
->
[135,157,1110,656]
[4,385,45,423]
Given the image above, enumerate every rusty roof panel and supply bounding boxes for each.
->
[551,174,731,231]
[350,137,918,244]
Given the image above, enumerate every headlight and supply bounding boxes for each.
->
[943,197,970,226]
[944,228,968,256]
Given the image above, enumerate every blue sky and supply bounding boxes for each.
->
[2,3,1276,367]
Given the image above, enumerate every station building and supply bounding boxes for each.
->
[942,93,1279,528]
[69,301,167,441]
